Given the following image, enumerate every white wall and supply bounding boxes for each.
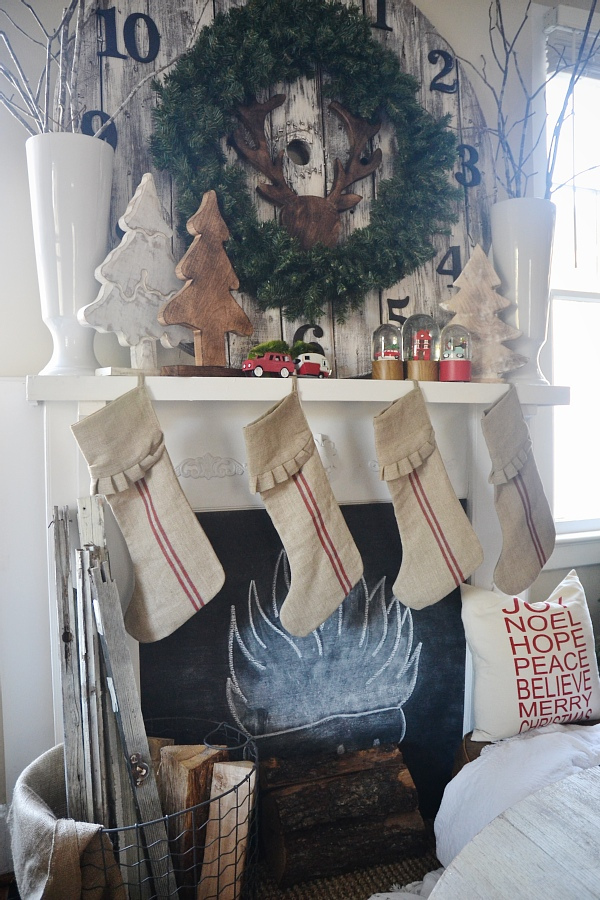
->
[0,380,55,798]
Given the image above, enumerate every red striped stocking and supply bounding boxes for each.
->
[374,385,483,609]
[71,385,225,642]
[244,387,363,637]
[481,385,555,595]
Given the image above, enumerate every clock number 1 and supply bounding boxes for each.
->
[97,8,160,64]
[371,0,393,31]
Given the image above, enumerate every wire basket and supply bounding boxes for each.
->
[82,719,259,899]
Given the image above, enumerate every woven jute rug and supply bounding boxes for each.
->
[254,849,441,900]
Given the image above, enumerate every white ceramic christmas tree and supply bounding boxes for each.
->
[78,172,191,373]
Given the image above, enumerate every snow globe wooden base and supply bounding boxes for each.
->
[371,358,404,380]
[405,359,439,381]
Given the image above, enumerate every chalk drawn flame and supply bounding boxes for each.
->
[227,550,421,747]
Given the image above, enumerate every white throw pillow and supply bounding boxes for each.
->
[461,570,600,741]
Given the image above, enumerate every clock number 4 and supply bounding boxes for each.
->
[436,246,462,281]
[97,7,160,63]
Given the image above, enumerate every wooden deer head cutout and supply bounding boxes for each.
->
[230,94,382,250]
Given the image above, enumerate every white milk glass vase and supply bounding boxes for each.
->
[26,132,114,375]
[490,197,556,385]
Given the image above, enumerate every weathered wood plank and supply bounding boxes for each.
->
[53,506,88,822]
[90,564,177,897]
[77,498,150,897]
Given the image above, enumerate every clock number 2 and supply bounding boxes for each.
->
[97,7,160,64]
[428,50,458,94]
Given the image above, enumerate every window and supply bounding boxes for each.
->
[546,53,600,534]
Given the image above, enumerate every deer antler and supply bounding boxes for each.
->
[230,95,296,207]
[328,101,382,209]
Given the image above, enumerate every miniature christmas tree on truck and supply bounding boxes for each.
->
[78,173,191,374]
[159,190,253,375]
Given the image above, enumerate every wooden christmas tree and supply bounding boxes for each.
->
[158,190,253,374]
[440,244,526,382]
[78,173,191,374]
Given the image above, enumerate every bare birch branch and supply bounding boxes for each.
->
[69,0,85,131]
[18,0,51,40]
[0,90,36,133]
[0,29,43,129]
[0,7,44,47]
[459,0,600,198]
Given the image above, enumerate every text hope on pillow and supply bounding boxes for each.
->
[461,570,600,742]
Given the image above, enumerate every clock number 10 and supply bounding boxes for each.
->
[84,9,160,147]
[97,8,160,64]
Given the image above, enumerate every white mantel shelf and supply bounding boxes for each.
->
[26,375,570,406]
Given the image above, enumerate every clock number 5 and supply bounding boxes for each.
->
[428,49,457,94]
[97,7,160,64]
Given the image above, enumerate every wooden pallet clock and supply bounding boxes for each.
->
[75,0,494,379]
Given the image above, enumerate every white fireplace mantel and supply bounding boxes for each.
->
[25,375,569,744]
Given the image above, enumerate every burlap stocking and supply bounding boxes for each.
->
[374,385,483,608]
[71,385,225,642]
[243,387,363,637]
[481,385,555,595]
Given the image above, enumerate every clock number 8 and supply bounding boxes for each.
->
[97,8,160,64]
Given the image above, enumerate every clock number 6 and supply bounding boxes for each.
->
[97,8,160,64]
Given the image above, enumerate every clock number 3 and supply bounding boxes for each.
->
[455,144,482,187]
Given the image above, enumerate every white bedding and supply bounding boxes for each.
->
[434,722,600,867]
[368,722,600,899]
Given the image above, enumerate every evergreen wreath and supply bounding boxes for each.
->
[151,0,460,322]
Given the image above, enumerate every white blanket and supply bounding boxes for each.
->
[368,723,600,899]
[435,722,600,867]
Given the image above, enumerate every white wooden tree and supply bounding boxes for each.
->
[440,244,526,382]
[78,173,191,373]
